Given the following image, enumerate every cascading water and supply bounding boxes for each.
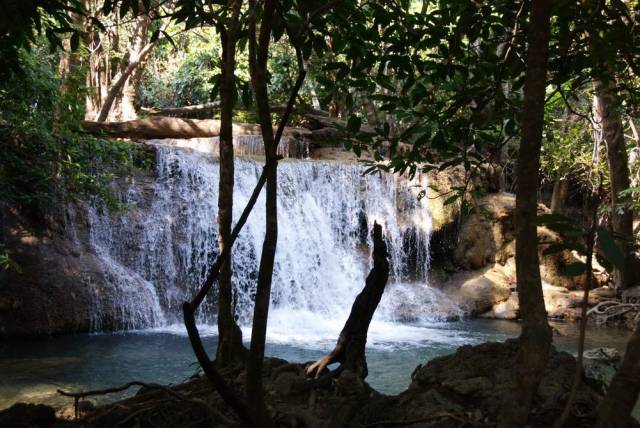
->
[86,141,462,347]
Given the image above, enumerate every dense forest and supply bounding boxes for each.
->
[1,0,640,427]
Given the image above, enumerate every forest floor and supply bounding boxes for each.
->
[1,339,628,428]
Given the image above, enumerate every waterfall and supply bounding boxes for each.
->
[86,145,462,343]
[145,136,310,158]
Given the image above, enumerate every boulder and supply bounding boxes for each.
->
[445,265,513,315]
[0,403,56,428]
[453,193,584,290]
[407,339,609,427]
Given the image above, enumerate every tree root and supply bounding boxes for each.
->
[587,300,640,324]
[58,380,233,426]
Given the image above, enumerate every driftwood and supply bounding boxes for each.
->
[305,222,390,379]
[82,116,312,140]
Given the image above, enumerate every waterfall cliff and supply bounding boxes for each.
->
[85,143,461,338]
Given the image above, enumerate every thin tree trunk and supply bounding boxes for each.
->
[594,76,637,290]
[245,1,280,425]
[596,321,640,427]
[216,0,246,368]
[550,177,569,214]
[305,222,389,380]
[554,194,599,428]
[498,1,553,426]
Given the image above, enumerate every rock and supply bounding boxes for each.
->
[454,216,495,269]
[444,265,513,315]
[481,292,519,319]
[591,286,617,299]
[0,403,56,428]
[583,348,621,391]
[408,339,607,426]
[451,193,584,290]
[622,285,640,304]
[442,376,493,395]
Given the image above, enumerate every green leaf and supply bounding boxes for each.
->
[596,227,625,270]
[564,262,587,277]
[443,192,461,206]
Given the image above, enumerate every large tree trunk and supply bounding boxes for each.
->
[95,3,155,122]
[594,76,637,290]
[215,0,245,368]
[596,323,640,427]
[305,222,389,379]
[498,1,553,426]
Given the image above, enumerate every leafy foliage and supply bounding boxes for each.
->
[0,46,147,213]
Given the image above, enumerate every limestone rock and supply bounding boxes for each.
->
[444,265,513,315]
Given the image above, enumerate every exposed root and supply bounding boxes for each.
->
[305,354,336,379]
[58,380,233,426]
[587,300,640,324]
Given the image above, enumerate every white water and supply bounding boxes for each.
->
[86,143,463,348]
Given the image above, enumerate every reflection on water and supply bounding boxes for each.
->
[0,319,631,410]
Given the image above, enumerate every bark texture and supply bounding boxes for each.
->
[498,1,553,426]
[595,76,638,289]
[245,1,278,425]
[215,0,245,368]
[95,3,155,122]
[550,178,569,214]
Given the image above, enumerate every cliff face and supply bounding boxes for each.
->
[1,205,98,336]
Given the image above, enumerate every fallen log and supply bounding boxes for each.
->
[82,116,312,140]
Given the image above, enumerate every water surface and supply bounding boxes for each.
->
[0,319,631,410]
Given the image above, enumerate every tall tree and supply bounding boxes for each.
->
[215,0,246,368]
[245,0,279,423]
[594,75,637,289]
[498,0,553,426]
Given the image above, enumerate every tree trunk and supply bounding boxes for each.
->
[550,177,569,214]
[245,1,278,425]
[305,222,389,379]
[95,3,155,122]
[594,76,637,290]
[215,0,245,368]
[498,1,553,426]
[596,322,640,428]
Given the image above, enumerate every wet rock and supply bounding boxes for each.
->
[0,403,56,428]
